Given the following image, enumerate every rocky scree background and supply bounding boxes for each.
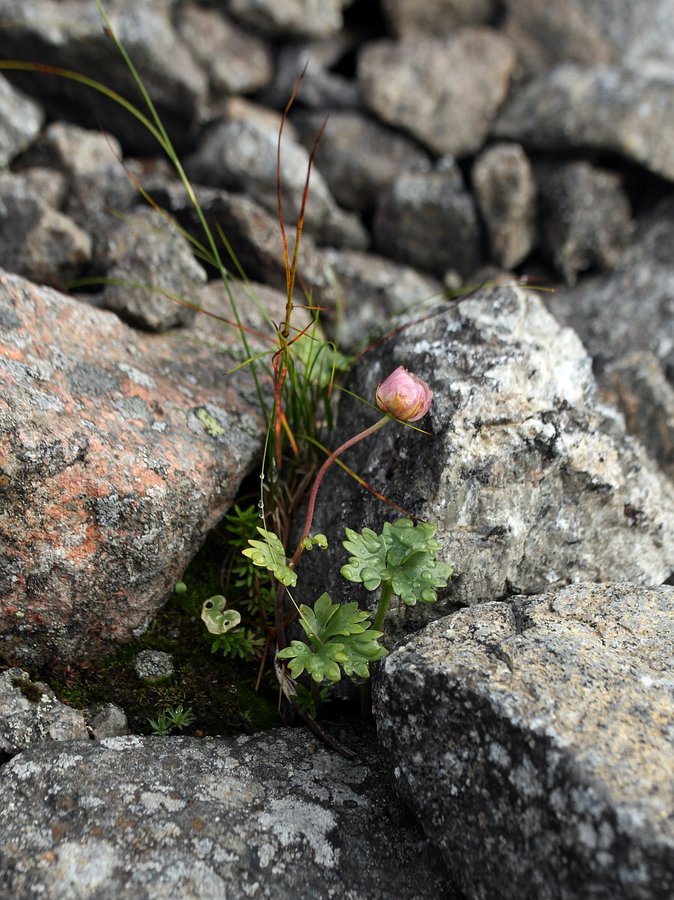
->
[0,1,673,899]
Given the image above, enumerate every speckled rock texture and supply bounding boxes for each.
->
[535,160,633,285]
[0,270,266,667]
[186,111,367,250]
[374,583,674,900]
[300,282,674,643]
[0,727,457,899]
[503,0,674,75]
[0,667,89,756]
[0,0,207,152]
[494,65,674,182]
[358,28,516,158]
[101,207,206,331]
[0,73,44,168]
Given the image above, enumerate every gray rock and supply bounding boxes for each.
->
[101,207,206,331]
[536,160,633,284]
[24,122,141,260]
[293,109,430,212]
[358,29,516,157]
[84,703,128,740]
[0,668,89,756]
[0,171,92,286]
[262,37,361,110]
[543,199,674,377]
[0,0,207,153]
[504,0,674,77]
[0,269,267,666]
[146,177,323,294]
[381,0,498,37]
[374,583,674,900]
[228,0,350,38]
[0,727,455,899]
[373,160,482,279]
[301,247,442,349]
[299,283,674,643]
[186,115,368,250]
[0,72,44,167]
[133,650,174,683]
[472,142,535,269]
[601,352,674,482]
[177,3,274,98]
[494,65,674,183]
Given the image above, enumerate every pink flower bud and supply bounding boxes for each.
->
[375,366,433,422]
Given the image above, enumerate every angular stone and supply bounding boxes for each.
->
[262,37,361,110]
[146,177,323,294]
[504,0,674,76]
[373,161,482,278]
[601,352,674,482]
[0,727,454,898]
[0,72,44,167]
[0,270,268,666]
[543,199,674,378]
[536,160,633,284]
[301,247,442,349]
[23,123,141,261]
[0,668,89,756]
[177,3,274,97]
[0,0,207,152]
[84,703,128,740]
[494,65,674,183]
[186,115,368,250]
[228,0,350,38]
[0,171,92,287]
[472,142,536,270]
[101,207,206,332]
[299,283,674,643]
[374,584,674,900]
[293,109,430,212]
[358,28,516,157]
[381,0,498,37]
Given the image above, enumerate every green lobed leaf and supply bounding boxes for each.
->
[276,593,387,684]
[340,518,452,605]
[242,527,297,586]
[201,596,242,635]
[277,639,347,683]
[297,592,371,645]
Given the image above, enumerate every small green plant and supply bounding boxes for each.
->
[148,704,196,735]
[5,3,455,747]
[277,592,386,683]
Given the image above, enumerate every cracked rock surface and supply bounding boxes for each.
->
[0,725,456,899]
[374,583,674,900]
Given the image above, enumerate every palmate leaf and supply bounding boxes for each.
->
[341,518,452,605]
[298,592,371,644]
[242,527,297,586]
[276,592,387,684]
[277,639,347,683]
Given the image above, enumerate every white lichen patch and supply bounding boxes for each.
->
[255,798,339,869]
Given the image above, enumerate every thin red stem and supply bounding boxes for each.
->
[291,416,390,565]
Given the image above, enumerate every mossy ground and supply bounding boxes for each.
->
[43,527,281,737]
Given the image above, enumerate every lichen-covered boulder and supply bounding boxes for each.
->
[374,583,674,900]
[0,270,268,666]
[301,282,674,642]
[0,727,455,899]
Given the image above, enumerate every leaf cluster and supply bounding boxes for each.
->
[277,592,386,683]
[341,518,452,605]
